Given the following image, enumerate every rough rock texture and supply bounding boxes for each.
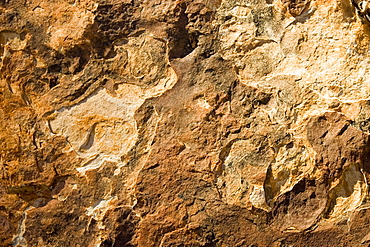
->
[3,0,370,246]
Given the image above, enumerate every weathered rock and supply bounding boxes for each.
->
[4,0,370,246]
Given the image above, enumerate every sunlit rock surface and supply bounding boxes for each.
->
[3,0,370,246]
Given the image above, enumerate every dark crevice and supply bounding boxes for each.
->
[337,123,350,136]
[320,130,328,138]
[168,2,197,59]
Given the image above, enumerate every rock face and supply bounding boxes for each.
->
[3,0,370,246]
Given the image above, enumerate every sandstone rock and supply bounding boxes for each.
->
[3,0,370,246]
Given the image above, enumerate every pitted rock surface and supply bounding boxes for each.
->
[3,0,370,246]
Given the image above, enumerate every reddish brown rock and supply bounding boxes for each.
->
[3,0,370,246]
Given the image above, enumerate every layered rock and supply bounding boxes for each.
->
[2,0,370,246]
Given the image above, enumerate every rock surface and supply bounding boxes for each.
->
[2,0,370,246]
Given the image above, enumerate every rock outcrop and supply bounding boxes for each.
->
[2,0,370,246]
